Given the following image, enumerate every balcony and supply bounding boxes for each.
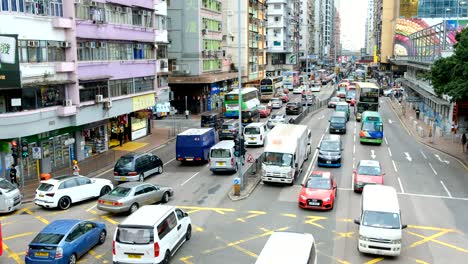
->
[106,0,154,9]
[76,21,155,43]
[154,0,168,16]
[157,59,169,73]
[57,105,77,117]
[78,60,156,80]
[267,8,286,17]
[267,21,286,28]
[52,17,73,29]
[55,62,75,73]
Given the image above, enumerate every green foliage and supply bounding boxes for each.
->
[428,28,468,101]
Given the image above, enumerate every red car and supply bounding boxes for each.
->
[298,171,337,210]
[257,104,271,118]
[280,93,289,103]
[353,160,385,193]
[282,88,289,94]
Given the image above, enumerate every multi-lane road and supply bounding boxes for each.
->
[1,84,468,264]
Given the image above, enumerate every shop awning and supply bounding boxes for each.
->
[22,79,76,88]
[169,72,238,84]
[78,75,113,83]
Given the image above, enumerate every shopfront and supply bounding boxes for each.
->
[131,110,151,140]
[108,114,130,148]
[82,121,108,158]
[208,84,220,111]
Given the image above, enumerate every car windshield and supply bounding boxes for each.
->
[242,112,253,118]
[320,141,340,152]
[362,122,383,132]
[331,97,340,102]
[115,157,134,169]
[257,105,266,110]
[271,99,280,103]
[306,177,331,189]
[0,178,16,192]
[31,233,64,245]
[244,127,260,135]
[330,117,346,123]
[37,183,54,192]
[116,227,153,245]
[347,91,356,97]
[201,115,215,122]
[357,165,381,175]
[362,211,401,229]
[210,149,231,158]
[287,103,296,107]
[336,105,348,111]
[263,152,293,167]
[109,187,131,197]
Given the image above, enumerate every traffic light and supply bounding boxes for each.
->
[10,140,18,159]
[234,138,241,157]
[21,139,29,158]
[239,138,246,156]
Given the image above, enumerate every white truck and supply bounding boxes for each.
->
[262,124,311,185]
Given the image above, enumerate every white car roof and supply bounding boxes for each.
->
[359,160,380,167]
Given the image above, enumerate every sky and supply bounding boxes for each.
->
[338,0,368,51]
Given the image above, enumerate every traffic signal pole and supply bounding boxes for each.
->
[18,136,24,191]
[237,0,244,190]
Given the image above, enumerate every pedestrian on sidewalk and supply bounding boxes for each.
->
[9,164,18,186]
[72,160,80,176]
[185,109,190,119]
[415,107,420,120]
[462,133,467,153]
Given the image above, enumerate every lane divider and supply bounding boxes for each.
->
[440,181,452,198]
[392,160,398,172]
[398,177,405,194]
[428,162,438,176]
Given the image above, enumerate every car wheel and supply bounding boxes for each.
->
[129,203,139,214]
[157,165,163,174]
[100,186,111,197]
[139,173,144,182]
[58,196,71,210]
[162,192,170,203]
[68,253,77,264]
[98,230,106,245]
[162,251,171,264]
[186,225,192,240]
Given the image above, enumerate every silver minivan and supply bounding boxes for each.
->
[244,122,267,147]
[0,178,22,213]
[209,140,237,174]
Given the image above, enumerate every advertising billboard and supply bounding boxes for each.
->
[399,0,419,18]
[0,34,20,89]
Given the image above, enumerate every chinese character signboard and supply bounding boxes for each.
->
[399,0,418,18]
[0,34,20,89]
[133,94,156,111]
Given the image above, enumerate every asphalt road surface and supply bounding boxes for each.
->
[2,85,467,264]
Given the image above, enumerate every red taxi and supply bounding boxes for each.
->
[353,160,385,193]
[279,93,289,103]
[299,171,337,210]
[257,104,271,118]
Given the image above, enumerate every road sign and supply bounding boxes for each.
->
[247,153,255,163]
[32,147,42,160]
[234,178,240,185]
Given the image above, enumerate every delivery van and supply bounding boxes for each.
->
[209,140,237,173]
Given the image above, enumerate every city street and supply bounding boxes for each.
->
[1,87,468,264]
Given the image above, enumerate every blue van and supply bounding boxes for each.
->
[176,128,217,163]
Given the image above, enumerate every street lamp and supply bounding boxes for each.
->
[236,0,244,190]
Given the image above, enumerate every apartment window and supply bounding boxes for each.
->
[202,18,222,31]
[157,45,168,59]
[203,39,222,51]
[274,17,279,22]
[203,59,221,71]
[274,4,280,9]
[18,40,66,63]
[155,15,166,30]
[202,0,221,12]
[2,0,62,16]
[77,41,154,61]
[109,78,134,97]
[79,81,109,102]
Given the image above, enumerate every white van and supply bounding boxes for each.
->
[354,185,407,256]
[209,140,237,173]
[113,205,191,264]
[256,232,317,264]
[244,122,267,147]
[0,178,22,213]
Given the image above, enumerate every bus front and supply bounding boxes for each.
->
[260,79,274,102]
[224,93,241,118]
[356,86,379,121]
[359,113,383,145]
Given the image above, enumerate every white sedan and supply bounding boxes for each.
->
[293,86,304,94]
[35,175,113,210]
[267,113,287,128]
[270,98,283,109]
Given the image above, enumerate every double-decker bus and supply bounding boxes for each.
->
[260,76,283,102]
[282,71,299,91]
[355,69,367,81]
[355,82,380,121]
[360,111,384,145]
[223,88,260,118]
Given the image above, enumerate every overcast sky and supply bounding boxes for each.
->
[339,0,367,51]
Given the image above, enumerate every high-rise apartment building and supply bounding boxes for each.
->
[299,0,315,68]
[0,0,162,181]
[312,0,334,61]
[373,0,398,65]
[330,7,341,62]
[365,0,375,55]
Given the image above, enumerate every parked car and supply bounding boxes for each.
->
[200,112,224,130]
[97,182,173,214]
[293,86,304,94]
[328,97,340,108]
[25,219,106,264]
[35,175,113,210]
[0,177,22,213]
[286,102,303,115]
[279,93,289,103]
[257,104,271,118]
[270,98,283,109]
[353,160,385,193]
[218,120,240,140]
[114,152,164,183]
[267,113,286,129]
[298,171,337,210]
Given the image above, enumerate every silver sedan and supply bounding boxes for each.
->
[97,182,174,214]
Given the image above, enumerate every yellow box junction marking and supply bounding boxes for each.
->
[24,209,49,225]
[88,210,120,225]
[2,242,22,264]
[236,210,267,222]
[180,256,194,264]
[304,215,327,229]
[177,205,236,215]
[3,231,35,241]
[332,231,354,240]
[364,257,384,264]
[281,213,297,218]
[215,235,258,258]
[316,249,351,264]
[407,231,468,253]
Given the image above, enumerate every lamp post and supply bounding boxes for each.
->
[237,0,244,190]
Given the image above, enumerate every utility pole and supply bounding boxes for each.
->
[237,0,244,190]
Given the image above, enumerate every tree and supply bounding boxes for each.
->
[427,27,468,101]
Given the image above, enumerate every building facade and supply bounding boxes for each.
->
[299,0,315,69]
[417,0,468,18]
[265,0,300,76]
[330,7,341,62]
[155,0,171,117]
[365,0,375,55]
[167,0,239,114]
[0,0,161,181]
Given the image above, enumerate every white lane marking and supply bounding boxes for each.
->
[95,168,113,178]
[317,133,325,148]
[337,188,468,201]
[325,127,329,133]
[180,171,201,186]
[351,173,354,189]
[354,135,356,143]
[434,154,450,164]
[387,147,392,157]
[318,115,325,120]
[397,177,405,193]
[163,158,176,166]
[354,127,356,134]
[404,152,412,162]
[353,144,355,154]
[388,119,393,124]
[338,187,353,191]
[354,122,356,128]
[370,150,376,159]
[428,162,438,175]
[420,150,427,159]
[384,137,388,145]
[440,181,452,198]
[392,160,398,172]
[303,149,319,185]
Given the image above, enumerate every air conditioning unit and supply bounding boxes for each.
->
[172,65,180,71]
[208,50,213,56]
[90,1,98,7]
[64,99,73,107]
[61,41,71,48]
[104,101,112,109]
[95,94,104,103]
[27,40,39,47]
[201,29,207,35]
[138,10,144,15]
[201,50,206,56]
[85,42,91,48]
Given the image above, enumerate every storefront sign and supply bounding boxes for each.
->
[70,143,75,162]
[0,34,20,89]
[155,102,171,113]
[133,94,155,111]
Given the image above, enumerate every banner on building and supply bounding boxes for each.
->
[399,0,418,18]
[373,45,378,63]
[0,34,20,89]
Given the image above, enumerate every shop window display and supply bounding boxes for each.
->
[108,115,130,148]
[82,126,107,158]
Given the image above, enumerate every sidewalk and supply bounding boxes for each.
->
[388,98,468,169]
[21,115,202,203]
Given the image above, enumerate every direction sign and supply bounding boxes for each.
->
[247,153,255,163]
[32,147,42,160]
[234,178,241,185]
